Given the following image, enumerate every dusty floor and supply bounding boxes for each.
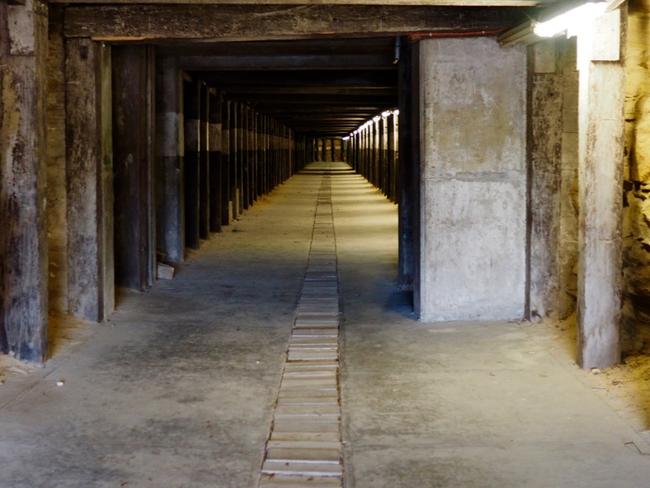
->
[2,163,650,487]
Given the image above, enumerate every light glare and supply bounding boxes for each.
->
[533,2,607,39]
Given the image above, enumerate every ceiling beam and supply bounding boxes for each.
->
[177,54,396,71]
[63,4,528,40]
[53,1,551,5]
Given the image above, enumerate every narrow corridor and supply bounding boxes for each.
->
[2,163,650,488]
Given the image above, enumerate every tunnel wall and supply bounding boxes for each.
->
[417,37,527,322]
[623,0,650,353]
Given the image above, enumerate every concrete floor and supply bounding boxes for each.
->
[2,163,650,487]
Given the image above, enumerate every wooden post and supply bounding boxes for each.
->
[387,113,395,202]
[221,98,232,225]
[199,82,210,240]
[112,45,156,291]
[231,101,240,219]
[398,38,418,290]
[155,56,184,265]
[0,0,49,360]
[66,39,115,322]
[183,77,200,249]
[577,8,626,368]
[208,88,222,233]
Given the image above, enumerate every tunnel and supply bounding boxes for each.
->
[4,1,650,487]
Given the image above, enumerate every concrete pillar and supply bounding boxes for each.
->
[183,78,200,249]
[0,0,48,360]
[577,9,626,368]
[66,38,114,322]
[417,38,527,321]
[155,56,184,265]
[113,45,156,291]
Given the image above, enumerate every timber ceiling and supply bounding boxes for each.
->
[176,37,399,137]
[55,0,569,137]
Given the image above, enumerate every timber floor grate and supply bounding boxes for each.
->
[257,171,344,488]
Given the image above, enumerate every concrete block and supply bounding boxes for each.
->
[420,178,526,321]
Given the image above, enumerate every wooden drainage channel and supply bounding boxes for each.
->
[257,167,344,488]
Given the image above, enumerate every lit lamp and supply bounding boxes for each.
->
[533,2,608,39]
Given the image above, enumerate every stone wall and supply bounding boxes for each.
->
[529,38,579,320]
[623,0,650,353]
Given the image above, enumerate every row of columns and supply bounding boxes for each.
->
[307,138,343,162]
[345,113,399,203]
[157,63,304,265]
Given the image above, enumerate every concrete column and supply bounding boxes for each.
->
[66,38,114,322]
[417,38,527,321]
[113,45,156,291]
[0,0,48,360]
[155,56,184,264]
[577,9,626,368]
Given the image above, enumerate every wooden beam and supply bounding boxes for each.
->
[53,0,551,5]
[63,5,527,40]
[179,54,396,71]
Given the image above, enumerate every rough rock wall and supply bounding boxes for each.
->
[529,38,579,320]
[623,0,650,353]
[46,8,67,314]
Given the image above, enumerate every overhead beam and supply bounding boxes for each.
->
[219,86,396,95]
[178,54,396,70]
[54,1,549,5]
[196,70,397,86]
[63,5,527,40]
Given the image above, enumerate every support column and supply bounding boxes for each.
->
[199,82,210,240]
[577,9,626,368]
[0,0,48,360]
[155,56,184,264]
[113,45,155,290]
[183,78,200,249]
[66,38,114,322]
[208,88,222,233]
[398,39,418,290]
[387,113,396,202]
[417,38,527,321]
[221,98,232,224]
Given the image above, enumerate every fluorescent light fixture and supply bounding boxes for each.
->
[381,110,391,118]
[372,116,381,123]
[393,109,400,116]
[533,2,607,38]
[342,136,350,141]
